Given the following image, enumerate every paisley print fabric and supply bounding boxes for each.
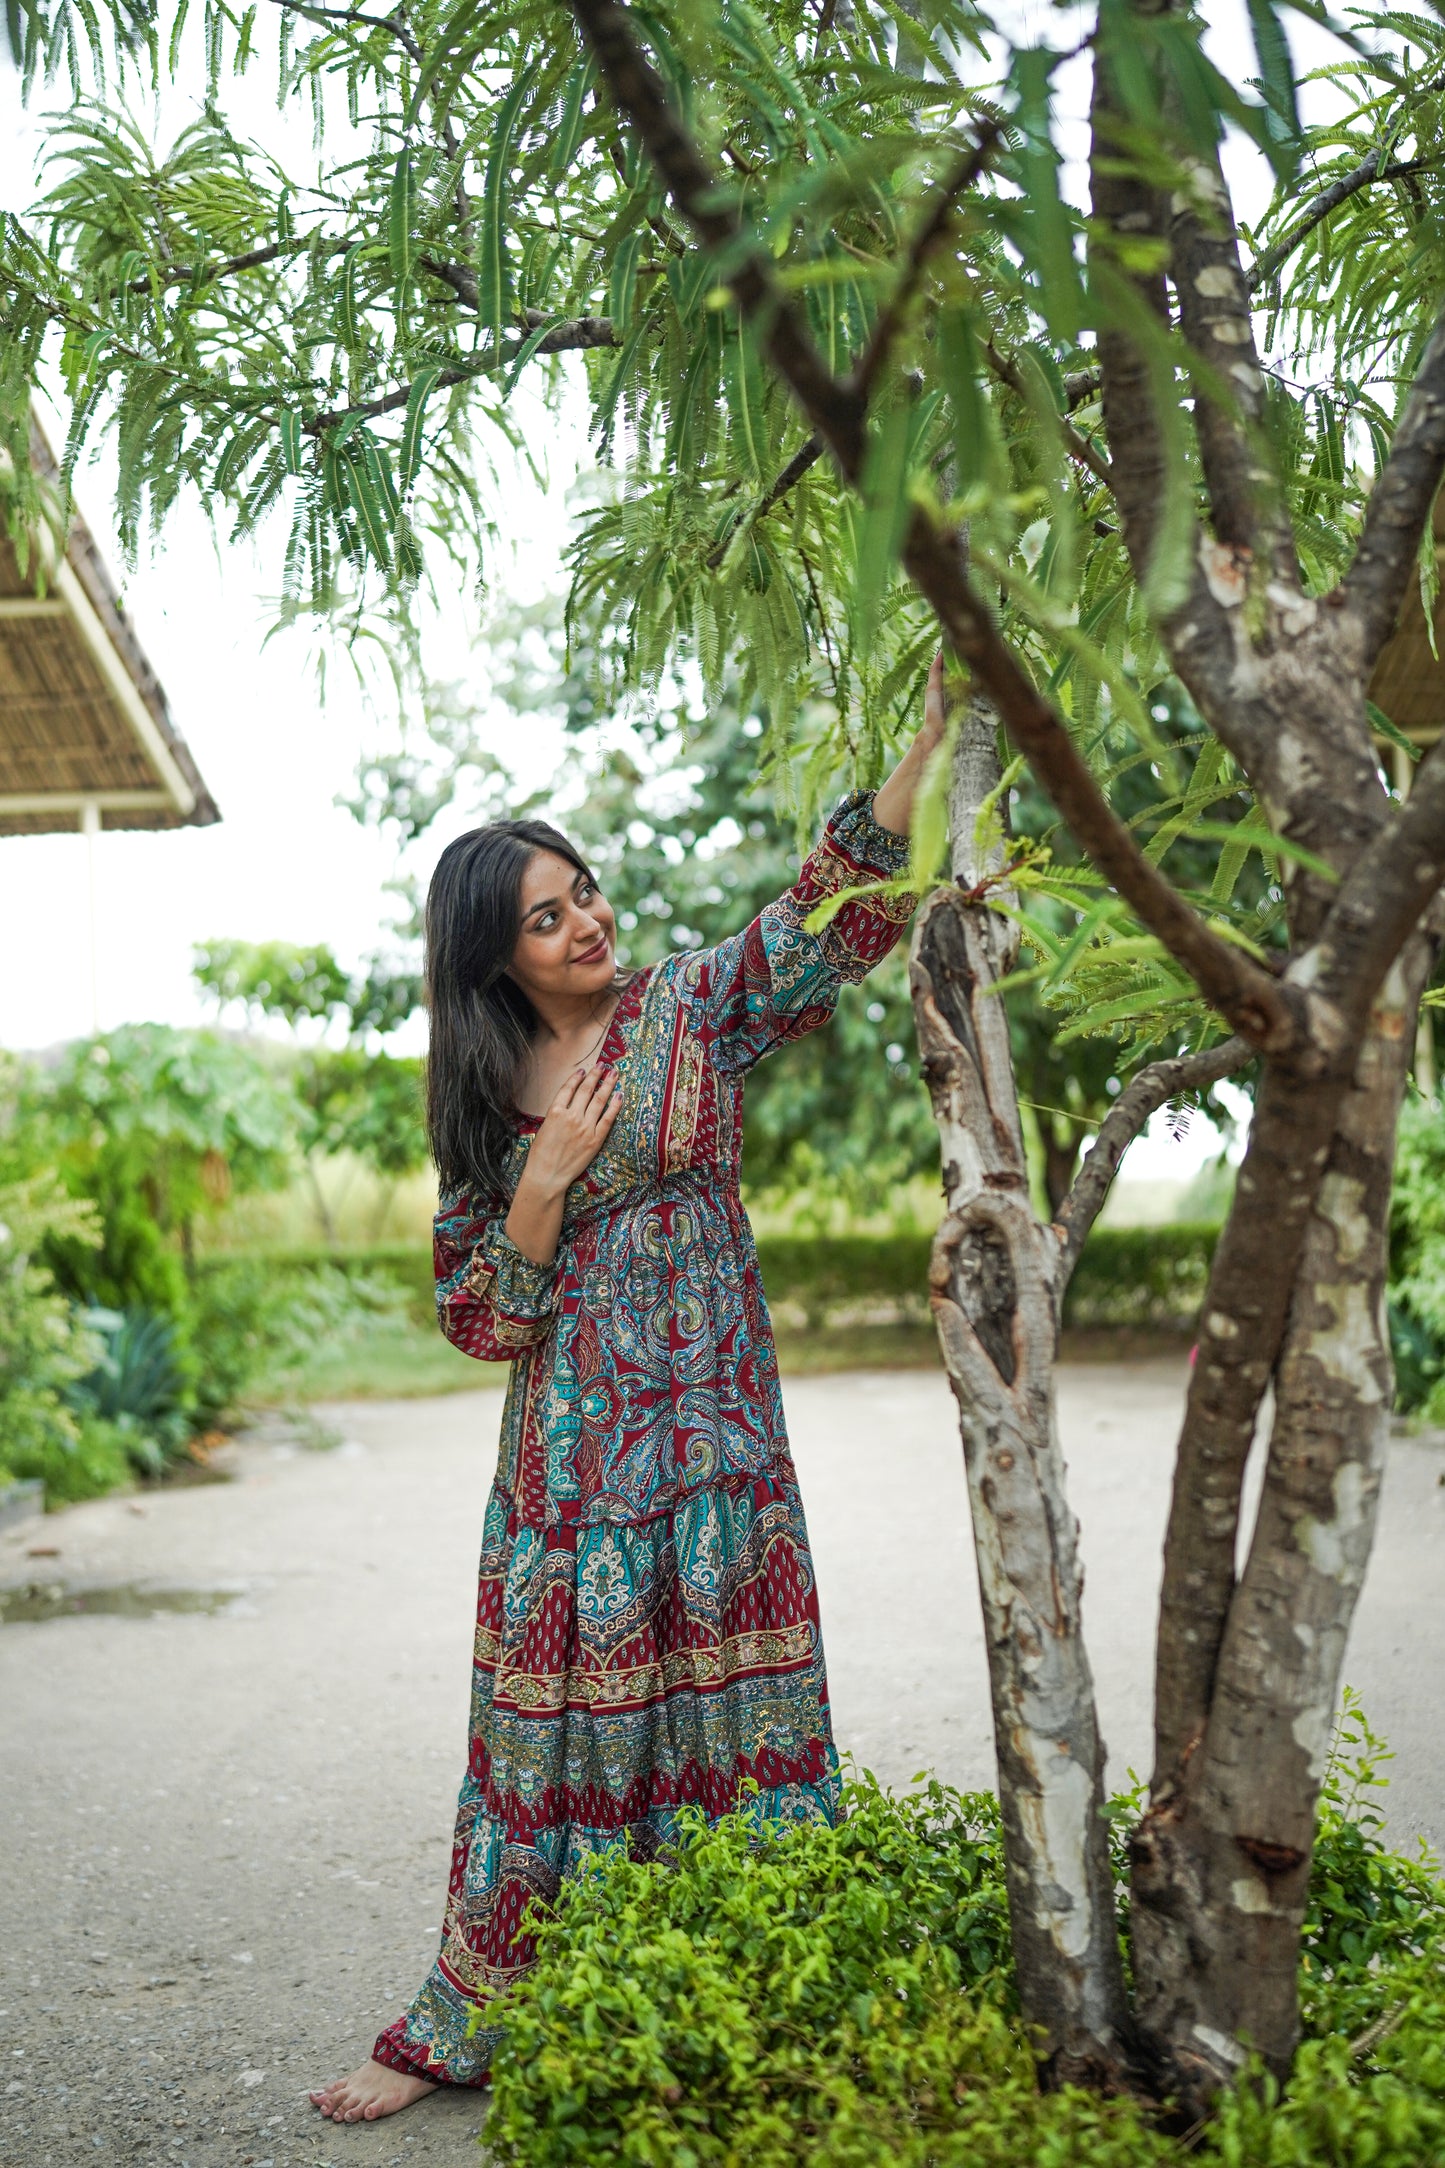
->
[372,794,913,2086]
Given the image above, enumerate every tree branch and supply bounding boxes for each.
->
[1170,172,1277,556]
[1005,140,1442,480]
[1310,718,1445,1028]
[125,237,334,295]
[263,0,422,60]
[1249,133,1445,294]
[569,0,1322,1061]
[1054,1037,1250,1281]
[852,121,1003,397]
[420,255,481,309]
[422,250,631,370]
[985,339,1113,490]
[1339,300,1445,667]
[305,315,622,432]
[1088,43,1176,586]
[910,540,1308,1051]
[1086,25,1277,764]
[704,432,823,570]
[565,0,867,467]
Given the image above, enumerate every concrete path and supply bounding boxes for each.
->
[2,1361,1442,2168]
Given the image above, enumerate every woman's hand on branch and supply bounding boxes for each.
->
[506,1064,623,1265]
[873,651,950,836]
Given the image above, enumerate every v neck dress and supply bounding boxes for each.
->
[372,792,914,2086]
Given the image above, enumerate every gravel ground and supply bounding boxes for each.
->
[2,1362,1442,2168]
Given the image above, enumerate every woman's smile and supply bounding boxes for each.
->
[573,934,610,968]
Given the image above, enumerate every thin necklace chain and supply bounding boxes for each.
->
[576,1017,611,1065]
[520,997,620,1119]
[574,993,620,1067]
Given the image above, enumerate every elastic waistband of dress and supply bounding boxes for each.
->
[560,1165,745,1231]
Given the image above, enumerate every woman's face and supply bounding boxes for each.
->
[507,849,618,1004]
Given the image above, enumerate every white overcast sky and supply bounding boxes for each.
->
[0,1,1351,1171]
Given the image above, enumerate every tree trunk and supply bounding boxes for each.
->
[911,701,1128,2085]
[305,1154,338,1246]
[1043,1128,1081,1220]
[1131,936,1432,2111]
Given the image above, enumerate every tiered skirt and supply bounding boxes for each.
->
[372,1461,839,2084]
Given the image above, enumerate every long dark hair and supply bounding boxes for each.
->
[424,817,603,1199]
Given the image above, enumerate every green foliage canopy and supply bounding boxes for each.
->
[4,0,1445,1070]
[192,937,429,1186]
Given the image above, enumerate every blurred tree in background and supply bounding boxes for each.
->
[193,938,428,1239]
[35,1024,295,1304]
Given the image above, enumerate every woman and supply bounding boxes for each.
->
[311,660,946,2124]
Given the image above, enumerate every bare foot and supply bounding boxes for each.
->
[309,2059,437,2122]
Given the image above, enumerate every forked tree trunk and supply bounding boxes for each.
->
[562,0,1445,2109]
[1130,935,1432,2107]
[910,703,1129,2085]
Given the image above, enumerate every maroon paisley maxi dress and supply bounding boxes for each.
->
[372,792,914,2085]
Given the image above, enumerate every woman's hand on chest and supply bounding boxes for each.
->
[526,1063,626,1199]
[506,1064,626,1265]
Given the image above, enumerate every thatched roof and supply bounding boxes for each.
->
[0,430,220,838]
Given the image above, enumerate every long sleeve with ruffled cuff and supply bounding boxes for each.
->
[668,789,914,1074]
[435,1199,559,1361]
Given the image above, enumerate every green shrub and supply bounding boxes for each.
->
[186,1256,305,1422]
[483,1776,1148,2168]
[1387,1096,1445,1414]
[0,1175,127,1505]
[2,1412,136,1505]
[34,1025,295,1322]
[197,1242,435,1321]
[485,1719,1445,2168]
[754,1231,932,1326]
[190,1251,415,1402]
[748,1226,1222,1331]
[67,1307,194,1474]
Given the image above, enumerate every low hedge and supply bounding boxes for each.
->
[198,1241,440,1323]
[1062,1221,1219,1331]
[215,1221,1222,1335]
[484,1732,1445,2167]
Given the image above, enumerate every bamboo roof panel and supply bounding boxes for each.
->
[0,432,220,837]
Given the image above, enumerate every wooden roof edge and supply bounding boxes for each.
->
[25,423,220,829]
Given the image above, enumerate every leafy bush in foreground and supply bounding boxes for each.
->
[486,1721,1445,2168]
[0,1174,135,1504]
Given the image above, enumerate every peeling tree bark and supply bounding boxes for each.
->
[1131,938,1432,2111]
[911,702,1129,2086]
[1148,1067,1345,1779]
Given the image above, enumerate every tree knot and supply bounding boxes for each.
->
[1234,1834,1306,1878]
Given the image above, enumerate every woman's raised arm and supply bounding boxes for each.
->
[872,651,948,837]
